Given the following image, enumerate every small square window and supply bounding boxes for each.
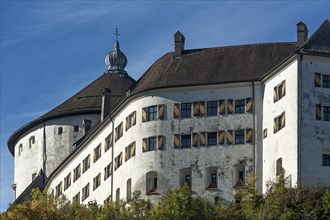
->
[181,103,191,118]
[322,75,330,88]
[235,130,245,144]
[235,99,245,114]
[181,135,191,148]
[207,101,217,116]
[207,132,217,146]
[322,154,330,166]
[74,126,79,132]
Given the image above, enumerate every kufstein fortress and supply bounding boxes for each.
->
[8,20,330,204]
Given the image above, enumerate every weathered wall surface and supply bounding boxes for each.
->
[47,83,259,204]
[14,114,99,198]
[262,59,298,192]
[300,55,330,186]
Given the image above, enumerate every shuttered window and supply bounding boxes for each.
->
[82,183,89,201]
[181,135,191,148]
[174,135,181,149]
[207,132,217,146]
[125,111,136,131]
[181,103,192,118]
[324,106,330,121]
[131,142,136,156]
[274,80,286,102]
[316,104,322,120]
[245,98,253,113]
[235,130,245,144]
[219,99,226,115]
[132,111,136,126]
[218,130,225,145]
[235,99,245,114]
[93,144,101,163]
[125,142,136,161]
[227,130,233,144]
[104,162,112,180]
[148,106,158,121]
[227,99,234,114]
[193,101,205,116]
[158,105,165,120]
[200,132,206,146]
[148,137,157,151]
[274,112,285,133]
[245,128,253,143]
[115,122,123,142]
[173,103,180,118]
[157,136,164,150]
[105,133,112,152]
[323,75,330,88]
[83,155,90,173]
[93,173,101,191]
[314,72,321,87]
[207,101,218,116]
[73,164,81,182]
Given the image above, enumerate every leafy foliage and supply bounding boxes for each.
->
[1,176,329,220]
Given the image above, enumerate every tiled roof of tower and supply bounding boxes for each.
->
[296,19,330,56]
[131,42,296,94]
[7,72,136,155]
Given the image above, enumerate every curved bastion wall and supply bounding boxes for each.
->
[14,114,100,198]
[46,83,263,204]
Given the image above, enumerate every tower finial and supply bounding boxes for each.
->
[114,28,120,41]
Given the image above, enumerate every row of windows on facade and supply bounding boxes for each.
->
[316,105,330,121]
[55,164,247,204]
[17,121,93,157]
[314,73,330,89]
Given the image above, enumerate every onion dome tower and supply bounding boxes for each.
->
[105,28,128,72]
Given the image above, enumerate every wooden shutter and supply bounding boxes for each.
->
[132,111,136,126]
[273,118,277,133]
[109,162,113,175]
[200,132,206,146]
[218,130,224,145]
[273,86,277,102]
[200,101,205,115]
[125,117,129,131]
[114,128,118,142]
[173,103,180,119]
[192,133,199,147]
[314,73,321,87]
[157,136,164,150]
[246,128,253,143]
[119,153,122,165]
[125,147,128,161]
[142,138,147,152]
[131,142,136,156]
[281,80,286,97]
[219,99,226,115]
[227,130,233,144]
[193,102,200,116]
[246,98,253,113]
[109,132,113,147]
[119,123,123,138]
[142,107,147,122]
[227,99,234,114]
[158,105,165,120]
[174,135,180,148]
[316,104,322,120]
[87,155,90,169]
[281,112,285,128]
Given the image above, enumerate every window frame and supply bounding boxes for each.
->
[207,101,218,116]
[64,173,72,191]
[235,129,245,144]
[207,132,217,146]
[181,103,192,118]
[82,183,90,202]
[93,173,101,191]
[181,135,191,148]
[322,154,330,166]
[147,105,158,121]
[94,144,102,163]
[323,106,330,121]
[147,137,157,151]
[235,99,245,114]
[322,74,330,88]
[82,155,90,173]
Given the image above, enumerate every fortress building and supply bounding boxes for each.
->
[8,20,330,204]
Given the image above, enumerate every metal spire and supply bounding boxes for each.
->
[114,28,120,41]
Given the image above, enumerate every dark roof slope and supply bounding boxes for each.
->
[8,72,136,155]
[296,19,330,56]
[131,42,296,94]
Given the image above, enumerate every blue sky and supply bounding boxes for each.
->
[0,0,329,212]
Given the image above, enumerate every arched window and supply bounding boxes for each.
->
[146,171,158,195]
[29,136,35,148]
[276,158,283,176]
[126,178,132,201]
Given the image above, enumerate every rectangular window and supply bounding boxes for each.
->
[181,103,191,118]
[148,137,156,151]
[148,106,157,121]
[105,133,112,152]
[82,183,90,202]
[64,173,71,191]
[115,153,123,170]
[93,144,102,163]
[207,132,217,146]
[72,192,80,203]
[115,122,123,142]
[235,130,245,144]
[73,164,81,182]
[274,80,286,102]
[324,106,330,121]
[104,195,112,205]
[104,162,112,180]
[55,182,62,199]
[322,154,330,166]
[274,112,285,133]
[93,173,101,190]
[185,175,191,188]
[263,129,268,139]
[116,188,120,201]
[235,99,245,113]
[207,101,217,116]
[74,125,79,132]
[82,155,90,173]
[181,135,191,148]
[322,75,330,88]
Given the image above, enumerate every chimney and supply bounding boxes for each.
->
[83,119,92,135]
[174,31,185,58]
[296,21,308,48]
[101,88,112,121]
